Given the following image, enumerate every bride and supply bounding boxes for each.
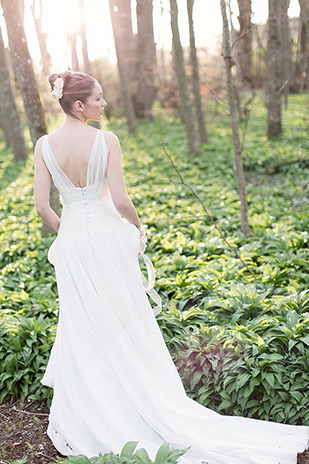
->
[34,71,308,464]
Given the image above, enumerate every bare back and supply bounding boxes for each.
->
[47,125,101,189]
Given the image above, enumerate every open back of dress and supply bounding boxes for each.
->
[40,130,308,464]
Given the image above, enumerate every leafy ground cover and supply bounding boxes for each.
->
[0,94,308,462]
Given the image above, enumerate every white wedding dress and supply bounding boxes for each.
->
[40,129,308,464]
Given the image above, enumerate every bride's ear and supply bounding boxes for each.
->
[74,100,84,113]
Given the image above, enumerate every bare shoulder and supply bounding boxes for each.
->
[102,130,121,151]
[34,134,46,158]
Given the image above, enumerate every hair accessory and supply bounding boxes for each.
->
[51,77,64,100]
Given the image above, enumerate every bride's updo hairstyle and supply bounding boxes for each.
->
[48,71,97,119]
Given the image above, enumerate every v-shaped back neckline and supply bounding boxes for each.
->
[45,130,101,190]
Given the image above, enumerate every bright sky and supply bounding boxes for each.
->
[0,0,300,71]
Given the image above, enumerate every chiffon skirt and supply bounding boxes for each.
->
[41,200,309,464]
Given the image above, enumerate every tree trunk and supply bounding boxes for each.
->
[135,0,156,120]
[236,0,252,87]
[1,0,60,234]
[30,0,52,75]
[220,0,250,237]
[78,0,91,74]
[290,11,302,92]
[266,0,282,137]
[65,0,80,70]
[298,0,309,92]
[169,0,199,156]
[109,0,136,133]
[279,0,291,108]
[157,47,166,107]
[186,0,207,144]
[1,0,47,147]
[0,119,11,147]
[110,0,136,95]
[74,0,100,129]
[68,30,80,71]
[18,0,24,23]
[171,43,182,119]
[0,26,28,160]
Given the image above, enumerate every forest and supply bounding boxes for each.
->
[0,0,308,463]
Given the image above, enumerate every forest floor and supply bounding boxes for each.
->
[0,399,308,464]
[0,97,308,464]
[0,399,62,464]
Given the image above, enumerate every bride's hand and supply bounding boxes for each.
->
[138,225,147,257]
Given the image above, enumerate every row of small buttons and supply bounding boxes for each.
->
[81,189,91,234]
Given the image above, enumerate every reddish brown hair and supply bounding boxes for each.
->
[48,71,97,118]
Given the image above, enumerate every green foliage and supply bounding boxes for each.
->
[171,311,309,425]
[7,441,189,464]
[0,312,55,404]
[9,459,27,464]
[52,441,189,464]
[1,95,308,428]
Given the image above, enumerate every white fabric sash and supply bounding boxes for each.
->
[139,252,162,316]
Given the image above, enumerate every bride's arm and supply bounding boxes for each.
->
[105,131,142,231]
[34,137,61,233]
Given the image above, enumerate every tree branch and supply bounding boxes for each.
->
[160,143,256,278]
[261,156,309,172]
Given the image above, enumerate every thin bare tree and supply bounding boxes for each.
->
[220,0,250,236]
[235,0,252,87]
[30,0,52,75]
[18,0,24,22]
[1,0,47,146]
[135,0,156,120]
[111,1,136,92]
[109,0,136,132]
[74,0,100,128]
[70,33,79,70]
[169,0,199,156]
[67,32,80,71]
[298,0,309,91]
[186,0,207,144]
[66,0,80,70]
[279,0,291,108]
[266,0,282,137]
[78,0,91,74]
[1,0,61,234]
[0,26,28,160]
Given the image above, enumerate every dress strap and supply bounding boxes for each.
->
[139,253,162,316]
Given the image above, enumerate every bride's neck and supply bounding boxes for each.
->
[63,115,87,126]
